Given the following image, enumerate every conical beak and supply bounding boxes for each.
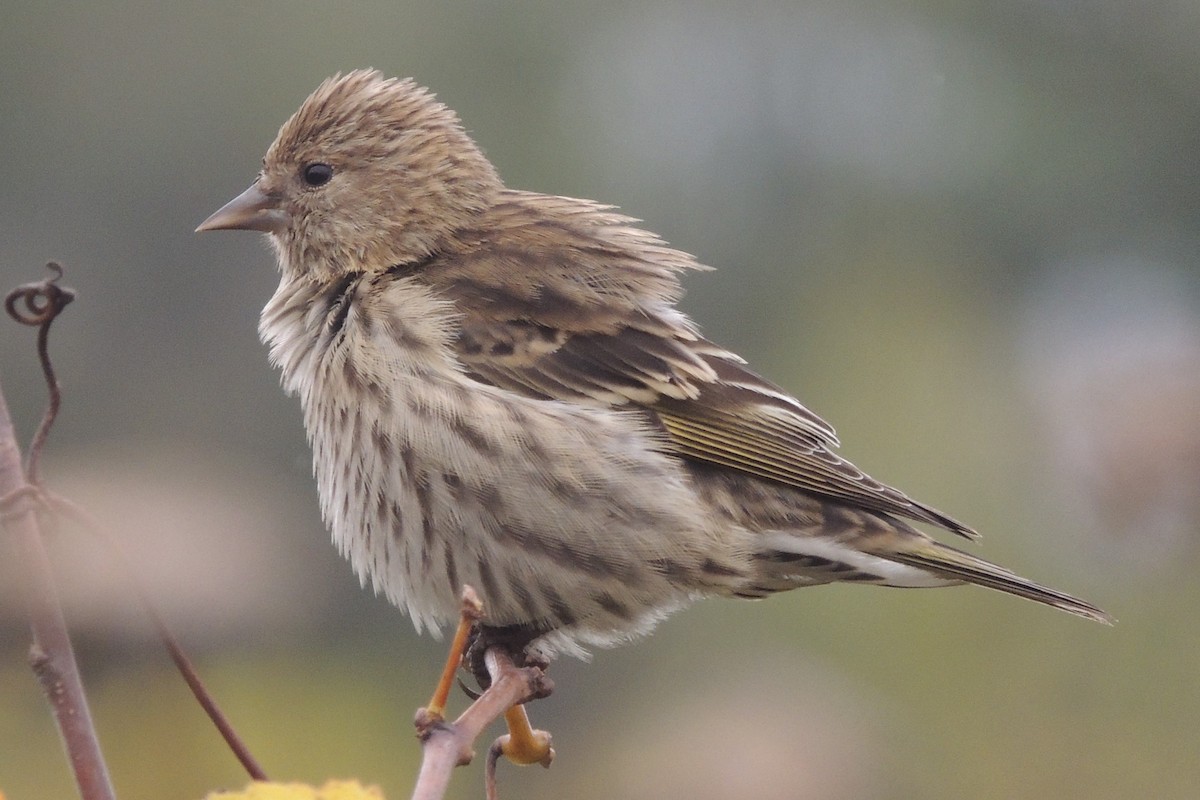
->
[196,181,288,233]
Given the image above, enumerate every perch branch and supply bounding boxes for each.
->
[410,593,553,800]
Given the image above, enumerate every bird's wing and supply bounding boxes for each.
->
[424,191,975,538]
[453,316,976,538]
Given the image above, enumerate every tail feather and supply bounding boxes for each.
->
[882,540,1113,624]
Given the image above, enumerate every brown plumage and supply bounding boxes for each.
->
[198,70,1109,655]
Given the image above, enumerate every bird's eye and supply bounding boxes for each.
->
[301,163,334,187]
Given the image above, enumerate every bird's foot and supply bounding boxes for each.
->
[482,653,555,800]
[465,621,547,691]
[494,704,554,766]
[413,585,556,800]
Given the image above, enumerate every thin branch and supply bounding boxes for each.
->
[48,493,268,781]
[410,646,553,800]
[2,264,115,800]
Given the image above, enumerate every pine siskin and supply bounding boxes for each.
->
[198,70,1109,656]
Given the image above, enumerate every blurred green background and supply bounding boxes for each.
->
[2,2,1198,798]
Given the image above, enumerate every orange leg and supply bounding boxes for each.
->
[420,587,483,723]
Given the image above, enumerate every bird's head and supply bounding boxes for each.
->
[197,70,502,281]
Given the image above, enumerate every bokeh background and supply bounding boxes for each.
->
[2,2,1198,798]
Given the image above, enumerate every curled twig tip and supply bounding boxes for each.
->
[7,261,76,484]
[5,261,76,327]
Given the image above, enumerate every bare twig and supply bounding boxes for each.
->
[48,494,269,781]
[484,739,505,800]
[411,632,553,800]
[2,264,115,800]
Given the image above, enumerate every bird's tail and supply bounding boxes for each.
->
[879,538,1113,624]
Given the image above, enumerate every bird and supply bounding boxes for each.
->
[197,69,1110,661]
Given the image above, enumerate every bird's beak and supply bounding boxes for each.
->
[195,181,288,234]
